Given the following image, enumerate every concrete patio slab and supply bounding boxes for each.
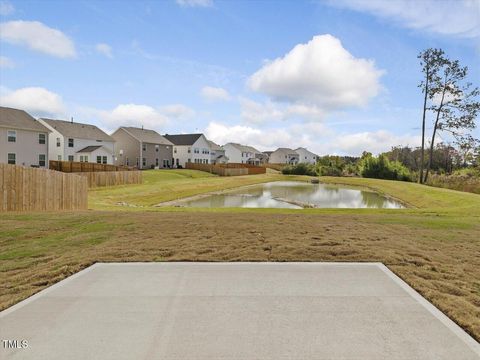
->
[1,262,479,359]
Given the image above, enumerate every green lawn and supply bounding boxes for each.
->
[1,169,479,340]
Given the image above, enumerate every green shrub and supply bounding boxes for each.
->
[359,154,412,181]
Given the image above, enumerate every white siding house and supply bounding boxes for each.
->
[208,140,228,164]
[39,118,115,164]
[165,133,211,168]
[295,147,318,164]
[223,143,262,165]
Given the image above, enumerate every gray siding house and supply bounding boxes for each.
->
[0,107,50,167]
[111,127,173,169]
[269,148,300,165]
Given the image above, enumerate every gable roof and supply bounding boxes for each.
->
[120,127,173,145]
[226,142,261,154]
[295,147,318,157]
[41,118,113,141]
[273,148,299,156]
[164,133,203,146]
[0,107,51,132]
[208,140,223,151]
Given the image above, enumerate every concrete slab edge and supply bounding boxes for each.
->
[0,263,102,318]
[377,263,480,354]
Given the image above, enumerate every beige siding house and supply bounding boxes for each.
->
[39,118,115,164]
[223,143,262,165]
[268,148,300,165]
[112,127,173,169]
[295,147,318,164]
[0,107,50,167]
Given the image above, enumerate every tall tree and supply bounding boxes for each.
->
[417,49,444,183]
[423,58,480,182]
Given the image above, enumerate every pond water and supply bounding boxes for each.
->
[179,181,404,209]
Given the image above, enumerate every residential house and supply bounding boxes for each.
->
[0,107,50,167]
[111,127,173,169]
[223,143,262,165]
[39,118,115,164]
[295,147,318,164]
[268,148,300,165]
[164,133,211,168]
[255,152,269,165]
[208,140,228,164]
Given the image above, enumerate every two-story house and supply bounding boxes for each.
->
[268,148,300,165]
[39,118,115,164]
[295,147,318,164]
[223,143,262,165]
[0,107,50,167]
[111,127,173,169]
[208,140,228,164]
[164,133,211,168]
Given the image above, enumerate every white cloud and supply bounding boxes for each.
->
[176,0,213,7]
[0,55,14,68]
[160,104,195,119]
[97,104,169,131]
[0,20,76,58]
[334,130,421,155]
[239,97,326,124]
[0,87,66,116]
[330,0,480,38]
[248,34,384,111]
[200,86,231,102]
[0,1,14,15]
[95,43,113,58]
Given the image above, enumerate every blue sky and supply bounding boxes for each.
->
[0,0,479,155]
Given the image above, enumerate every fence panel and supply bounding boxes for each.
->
[185,163,265,176]
[74,171,143,188]
[0,163,88,212]
[49,160,135,173]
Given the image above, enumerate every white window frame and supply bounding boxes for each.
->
[39,154,46,167]
[7,153,16,164]
[38,133,46,144]
[7,130,16,142]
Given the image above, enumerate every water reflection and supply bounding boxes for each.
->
[180,181,404,209]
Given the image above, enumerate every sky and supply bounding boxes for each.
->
[0,0,479,156]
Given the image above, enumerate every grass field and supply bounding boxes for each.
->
[1,169,479,340]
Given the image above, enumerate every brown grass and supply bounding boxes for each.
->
[1,210,479,341]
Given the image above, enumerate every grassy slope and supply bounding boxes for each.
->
[1,170,480,340]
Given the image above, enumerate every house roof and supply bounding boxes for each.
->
[208,140,223,151]
[295,147,318,156]
[0,107,51,132]
[164,133,203,146]
[226,142,261,154]
[76,145,103,153]
[120,127,173,145]
[273,148,299,156]
[263,151,273,156]
[41,118,113,142]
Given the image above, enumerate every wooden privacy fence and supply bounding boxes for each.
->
[186,163,266,176]
[0,163,87,212]
[50,160,135,173]
[75,171,142,188]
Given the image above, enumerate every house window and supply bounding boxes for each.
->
[102,156,107,164]
[155,145,159,152]
[194,148,199,154]
[7,153,15,164]
[68,155,74,162]
[39,154,46,167]
[58,155,62,161]
[39,133,46,144]
[142,158,146,167]
[68,138,74,147]
[97,156,102,164]
[79,155,88,162]
[142,144,147,151]
[174,148,177,154]
[56,138,61,147]
[187,158,191,163]
[126,158,129,166]
[187,147,191,153]
[7,130,16,142]
[155,158,159,166]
